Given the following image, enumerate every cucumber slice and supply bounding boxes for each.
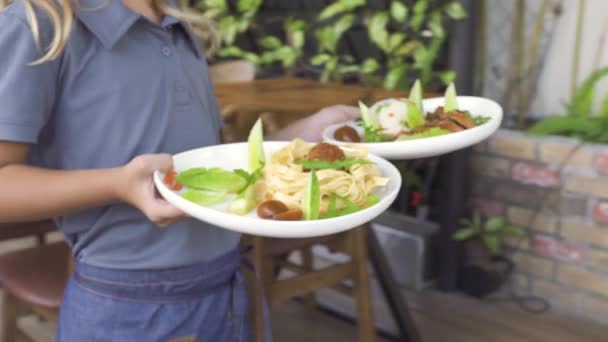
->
[359,101,378,128]
[182,190,227,206]
[229,185,256,215]
[301,171,320,220]
[248,118,265,172]
[406,100,425,129]
[444,82,458,112]
[409,79,423,113]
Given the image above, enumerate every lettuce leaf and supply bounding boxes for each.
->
[397,127,449,141]
[298,158,371,170]
[181,190,227,206]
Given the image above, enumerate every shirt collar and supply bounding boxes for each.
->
[75,0,202,57]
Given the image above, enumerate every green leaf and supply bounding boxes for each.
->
[484,217,506,232]
[177,168,247,193]
[361,58,380,74]
[395,40,418,56]
[568,67,608,117]
[396,127,449,140]
[527,116,603,138]
[218,16,239,45]
[311,54,332,66]
[600,93,608,118]
[298,158,371,170]
[182,190,227,206]
[384,64,407,90]
[334,14,355,40]
[444,82,458,111]
[504,225,527,237]
[302,171,321,220]
[389,33,407,52]
[410,0,428,31]
[428,12,445,38]
[438,70,457,85]
[482,233,501,255]
[315,27,337,53]
[405,100,425,129]
[285,18,308,32]
[452,227,477,240]
[321,194,379,219]
[258,36,282,50]
[291,31,305,49]
[319,0,365,20]
[390,1,408,22]
[236,0,261,14]
[368,12,390,52]
[444,2,467,19]
[364,125,390,142]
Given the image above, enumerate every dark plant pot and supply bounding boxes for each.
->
[457,255,514,298]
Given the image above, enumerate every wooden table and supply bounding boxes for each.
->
[216,77,422,342]
[215,77,412,115]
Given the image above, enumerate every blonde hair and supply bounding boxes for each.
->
[0,0,218,64]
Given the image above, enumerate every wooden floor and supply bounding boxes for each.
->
[9,289,607,342]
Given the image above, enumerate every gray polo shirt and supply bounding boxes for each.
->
[0,0,240,269]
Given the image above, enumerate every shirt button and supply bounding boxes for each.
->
[161,46,172,56]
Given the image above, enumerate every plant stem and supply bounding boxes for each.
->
[571,0,586,98]
[519,0,548,122]
[474,0,488,96]
[501,0,526,122]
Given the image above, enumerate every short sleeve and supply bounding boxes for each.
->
[0,13,59,143]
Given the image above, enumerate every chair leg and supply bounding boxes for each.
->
[352,227,377,342]
[250,237,269,342]
[300,248,317,310]
[1,291,32,342]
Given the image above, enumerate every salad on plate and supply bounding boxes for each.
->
[162,120,389,222]
[332,80,491,144]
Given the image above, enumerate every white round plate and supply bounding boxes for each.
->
[322,96,503,160]
[154,142,401,238]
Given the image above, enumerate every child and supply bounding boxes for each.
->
[0,0,359,340]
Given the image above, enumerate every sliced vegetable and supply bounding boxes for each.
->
[444,82,458,112]
[163,170,183,191]
[363,125,390,142]
[473,116,490,125]
[234,167,264,194]
[298,158,371,170]
[397,127,449,141]
[177,168,247,193]
[229,184,256,215]
[322,194,380,219]
[248,118,265,172]
[405,100,425,129]
[409,79,423,113]
[181,190,227,206]
[301,171,320,220]
[359,101,379,128]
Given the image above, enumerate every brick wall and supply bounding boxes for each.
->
[472,129,608,325]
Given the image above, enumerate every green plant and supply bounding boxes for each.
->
[199,0,262,47]
[218,18,309,73]
[453,213,526,256]
[528,67,608,143]
[312,0,466,88]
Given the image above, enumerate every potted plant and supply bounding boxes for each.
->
[452,212,526,298]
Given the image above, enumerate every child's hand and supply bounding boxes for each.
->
[119,154,188,227]
[268,105,360,142]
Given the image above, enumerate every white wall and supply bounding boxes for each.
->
[484,0,608,117]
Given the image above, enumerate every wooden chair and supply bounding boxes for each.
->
[242,226,377,342]
[0,221,71,342]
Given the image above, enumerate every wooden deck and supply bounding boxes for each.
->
[1,235,606,342]
[10,288,607,342]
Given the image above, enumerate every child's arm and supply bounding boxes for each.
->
[0,141,185,225]
[267,105,360,142]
